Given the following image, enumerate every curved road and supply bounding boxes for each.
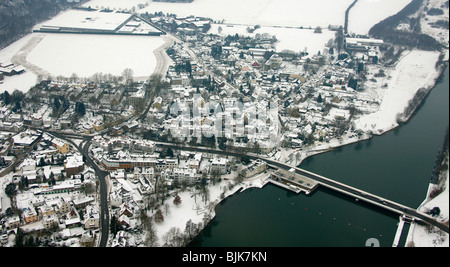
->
[47,132,110,247]
[41,131,448,248]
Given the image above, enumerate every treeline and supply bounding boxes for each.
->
[368,0,442,51]
[0,0,87,49]
[396,87,429,123]
[344,0,358,34]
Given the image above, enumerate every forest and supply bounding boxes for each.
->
[368,0,443,51]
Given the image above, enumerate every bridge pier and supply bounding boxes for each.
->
[392,216,405,247]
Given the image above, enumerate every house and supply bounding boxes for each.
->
[12,130,41,150]
[72,196,95,209]
[241,159,267,178]
[155,158,178,172]
[118,215,130,228]
[161,167,199,185]
[110,190,123,208]
[152,96,163,110]
[65,154,84,177]
[133,167,154,182]
[38,204,54,217]
[55,198,71,215]
[65,217,81,229]
[42,215,58,230]
[210,157,228,174]
[83,205,99,229]
[5,216,20,230]
[23,207,38,224]
[53,139,70,154]
[119,202,134,218]
[43,165,64,181]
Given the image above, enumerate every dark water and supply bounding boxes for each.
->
[189,65,449,247]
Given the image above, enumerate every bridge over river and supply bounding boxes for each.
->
[156,142,449,234]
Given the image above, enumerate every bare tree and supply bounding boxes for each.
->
[164,202,170,216]
[162,227,184,247]
[122,68,134,86]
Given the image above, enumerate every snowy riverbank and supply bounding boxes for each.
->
[353,49,445,135]
[406,154,449,247]
[143,172,271,247]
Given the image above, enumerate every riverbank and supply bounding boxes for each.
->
[406,152,449,247]
[147,171,270,246]
[275,51,448,167]
[353,49,444,135]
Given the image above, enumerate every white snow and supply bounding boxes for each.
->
[150,172,270,246]
[347,0,412,35]
[419,0,450,58]
[26,33,165,79]
[143,0,355,27]
[406,156,449,247]
[0,34,38,93]
[0,71,37,94]
[210,24,335,55]
[353,50,442,135]
[35,10,133,31]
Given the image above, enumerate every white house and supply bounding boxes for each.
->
[210,157,228,175]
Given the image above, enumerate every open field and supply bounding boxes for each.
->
[35,9,132,31]
[348,0,413,35]
[210,24,335,54]
[143,0,355,27]
[26,33,165,79]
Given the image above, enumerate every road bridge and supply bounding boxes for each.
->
[155,142,449,234]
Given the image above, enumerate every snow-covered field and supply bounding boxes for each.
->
[84,0,413,32]
[0,34,38,93]
[353,50,442,135]
[35,9,132,31]
[142,0,354,27]
[420,0,450,53]
[25,33,165,79]
[0,71,37,94]
[347,0,412,35]
[210,24,335,54]
[149,172,269,246]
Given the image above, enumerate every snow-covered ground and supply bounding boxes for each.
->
[0,71,37,94]
[353,50,442,135]
[347,0,412,35]
[0,31,165,92]
[34,9,132,31]
[406,155,449,247]
[419,0,450,52]
[210,24,335,55]
[148,172,270,246]
[26,33,165,79]
[0,34,38,94]
[142,0,354,27]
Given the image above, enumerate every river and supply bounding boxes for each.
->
[188,65,449,247]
